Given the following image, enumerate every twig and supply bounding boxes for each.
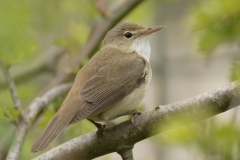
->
[40,0,145,95]
[96,0,108,17]
[0,48,66,91]
[33,80,240,160]
[6,120,28,160]
[0,61,21,110]
[6,83,72,160]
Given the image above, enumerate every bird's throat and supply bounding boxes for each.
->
[130,36,151,61]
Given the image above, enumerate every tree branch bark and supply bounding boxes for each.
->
[0,61,22,110]
[6,83,72,160]
[33,80,240,160]
[117,147,134,160]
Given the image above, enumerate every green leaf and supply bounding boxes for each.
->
[0,105,22,121]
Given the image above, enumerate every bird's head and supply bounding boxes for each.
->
[102,22,165,61]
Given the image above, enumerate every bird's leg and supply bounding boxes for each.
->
[87,119,104,129]
[117,109,142,117]
[128,109,142,117]
[129,110,142,127]
[87,119,108,144]
[117,109,142,127]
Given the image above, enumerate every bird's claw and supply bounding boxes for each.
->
[130,110,141,127]
[87,119,110,144]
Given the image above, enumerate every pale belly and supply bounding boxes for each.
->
[90,69,152,122]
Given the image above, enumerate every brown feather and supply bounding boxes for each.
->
[70,47,146,123]
[31,93,82,152]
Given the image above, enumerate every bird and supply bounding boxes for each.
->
[31,22,165,152]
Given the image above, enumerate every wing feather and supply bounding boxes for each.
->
[70,48,147,123]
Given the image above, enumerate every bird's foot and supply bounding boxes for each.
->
[129,110,142,127]
[129,109,142,116]
[117,109,142,117]
[96,124,107,144]
[116,109,141,127]
[87,119,110,144]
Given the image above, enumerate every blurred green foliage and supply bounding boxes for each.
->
[189,0,240,55]
[55,21,90,55]
[0,105,22,122]
[157,118,240,159]
[0,79,39,100]
[231,60,240,80]
[0,0,36,66]
[67,119,96,140]
[189,0,240,83]
[0,118,15,157]
[154,0,240,159]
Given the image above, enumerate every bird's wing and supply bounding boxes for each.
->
[70,49,146,123]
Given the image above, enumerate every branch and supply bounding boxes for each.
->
[117,147,134,160]
[0,48,66,91]
[40,0,145,95]
[33,80,240,160]
[96,0,108,17]
[0,61,22,110]
[6,83,72,160]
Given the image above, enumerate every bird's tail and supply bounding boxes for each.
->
[31,89,84,152]
[31,114,72,152]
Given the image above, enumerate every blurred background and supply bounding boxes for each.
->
[0,0,240,159]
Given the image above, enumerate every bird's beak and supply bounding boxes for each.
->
[144,25,166,35]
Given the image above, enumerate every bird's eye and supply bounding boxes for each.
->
[124,32,132,39]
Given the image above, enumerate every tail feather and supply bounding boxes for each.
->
[31,115,70,152]
[31,94,84,152]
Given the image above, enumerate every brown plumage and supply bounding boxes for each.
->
[31,22,165,152]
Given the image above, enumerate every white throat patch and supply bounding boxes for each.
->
[130,36,151,61]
